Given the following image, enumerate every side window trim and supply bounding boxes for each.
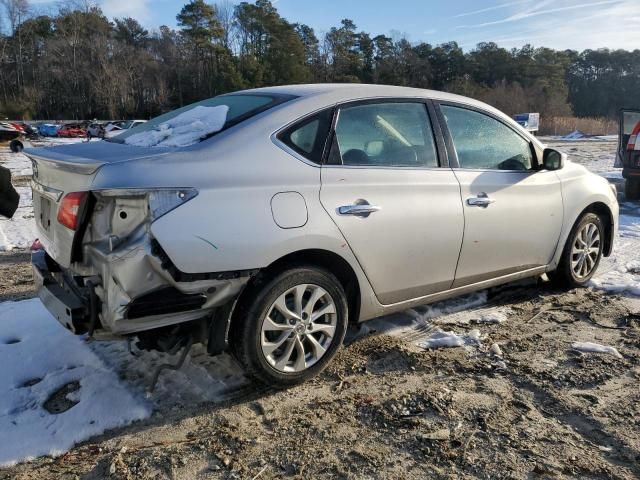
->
[434,101,539,171]
[426,99,449,168]
[321,97,445,169]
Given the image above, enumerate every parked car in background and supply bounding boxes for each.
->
[618,109,640,200]
[104,119,147,138]
[9,122,26,134]
[38,123,61,137]
[0,122,21,142]
[27,84,618,387]
[58,123,87,138]
[87,122,105,138]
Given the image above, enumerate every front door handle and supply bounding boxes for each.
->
[467,193,495,208]
[338,203,381,217]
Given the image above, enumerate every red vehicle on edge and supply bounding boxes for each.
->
[618,109,640,200]
[57,123,87,138]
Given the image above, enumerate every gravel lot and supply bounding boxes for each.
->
[1,138,639,479]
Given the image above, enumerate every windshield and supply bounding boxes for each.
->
[108,93,294,146]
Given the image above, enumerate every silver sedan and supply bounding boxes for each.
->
[27,84,618,386]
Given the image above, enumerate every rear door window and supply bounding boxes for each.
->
[441,105,534,171]
[330,102,438,167]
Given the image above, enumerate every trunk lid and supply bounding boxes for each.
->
[24,142,171,268]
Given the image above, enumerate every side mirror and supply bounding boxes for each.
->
[542,148,566,171]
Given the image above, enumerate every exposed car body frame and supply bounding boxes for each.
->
[26,84,618,343]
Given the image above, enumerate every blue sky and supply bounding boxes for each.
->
[29,0,640,51]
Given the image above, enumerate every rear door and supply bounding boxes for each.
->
[617,109,640,168]
[436,102,563,287]
[319,99,464,305]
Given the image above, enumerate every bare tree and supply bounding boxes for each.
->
[1,0,28,34]
[214,0,235,51]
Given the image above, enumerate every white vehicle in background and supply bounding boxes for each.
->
[513,113,540,133]
[104,120,147,138]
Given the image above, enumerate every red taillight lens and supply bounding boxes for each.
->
[628,122,640,151]
[57,192,87,230]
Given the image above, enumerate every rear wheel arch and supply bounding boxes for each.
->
[233,249,361,327]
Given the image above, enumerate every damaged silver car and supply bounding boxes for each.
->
[28,84,619,386]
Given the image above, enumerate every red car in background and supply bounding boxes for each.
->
[9,122,26,133]
[57,123,87,138]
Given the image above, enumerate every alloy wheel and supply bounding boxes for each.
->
[570,222,601,279]
[260,284,337,373]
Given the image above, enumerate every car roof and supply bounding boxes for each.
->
[239,83,516,126]
[242,83,478,105]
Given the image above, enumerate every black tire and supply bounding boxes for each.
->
[9,139,23,153]
[230,266,348,386]
[553,212,604,288]
[625,178,640,201]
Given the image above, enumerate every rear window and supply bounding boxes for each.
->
[108,93,294,146]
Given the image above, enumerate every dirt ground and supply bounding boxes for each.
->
[2,279,639,480]
[1,137,639,479]
[0,251,34,302]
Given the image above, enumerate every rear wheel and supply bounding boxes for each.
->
[230,266,348,386]
[625,178,640,201]
[553,213,604,288]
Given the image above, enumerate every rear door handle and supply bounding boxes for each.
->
[466,193,495,208]
[338,204,381,217]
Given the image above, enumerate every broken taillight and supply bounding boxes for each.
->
[57,192,87,230]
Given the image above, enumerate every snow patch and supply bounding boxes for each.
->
[571,342,622,359]
[562,130,586,140]
[0,299,150,466]
[474,311,509,324]
[125,105,229,148]
[591,213,640,296]
[419,328,482,350]
[0,186,36,251]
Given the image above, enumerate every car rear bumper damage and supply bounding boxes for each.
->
[33,239,255,338]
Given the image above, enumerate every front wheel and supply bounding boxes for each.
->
[9,139,23,153]
[230,266,348,386]
[553,212,604,288]
[625,178,640,201]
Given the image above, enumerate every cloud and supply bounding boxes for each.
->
[100,0,152,22]
[456,0,622,29]
[452,0,530,19]
[457,0,640,50]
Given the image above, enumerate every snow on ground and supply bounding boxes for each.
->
[0,138,89,251]
[0,299,150,467]
[591,206,640,296]
[0,136,639,465]
[349,291,488,341]
[540,136,620,177]
[419,328,482,350]
[0,186,36,251]
[0,152,31,176]
[571,341,623,358]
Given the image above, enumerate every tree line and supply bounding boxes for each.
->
[0,0,638,121]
